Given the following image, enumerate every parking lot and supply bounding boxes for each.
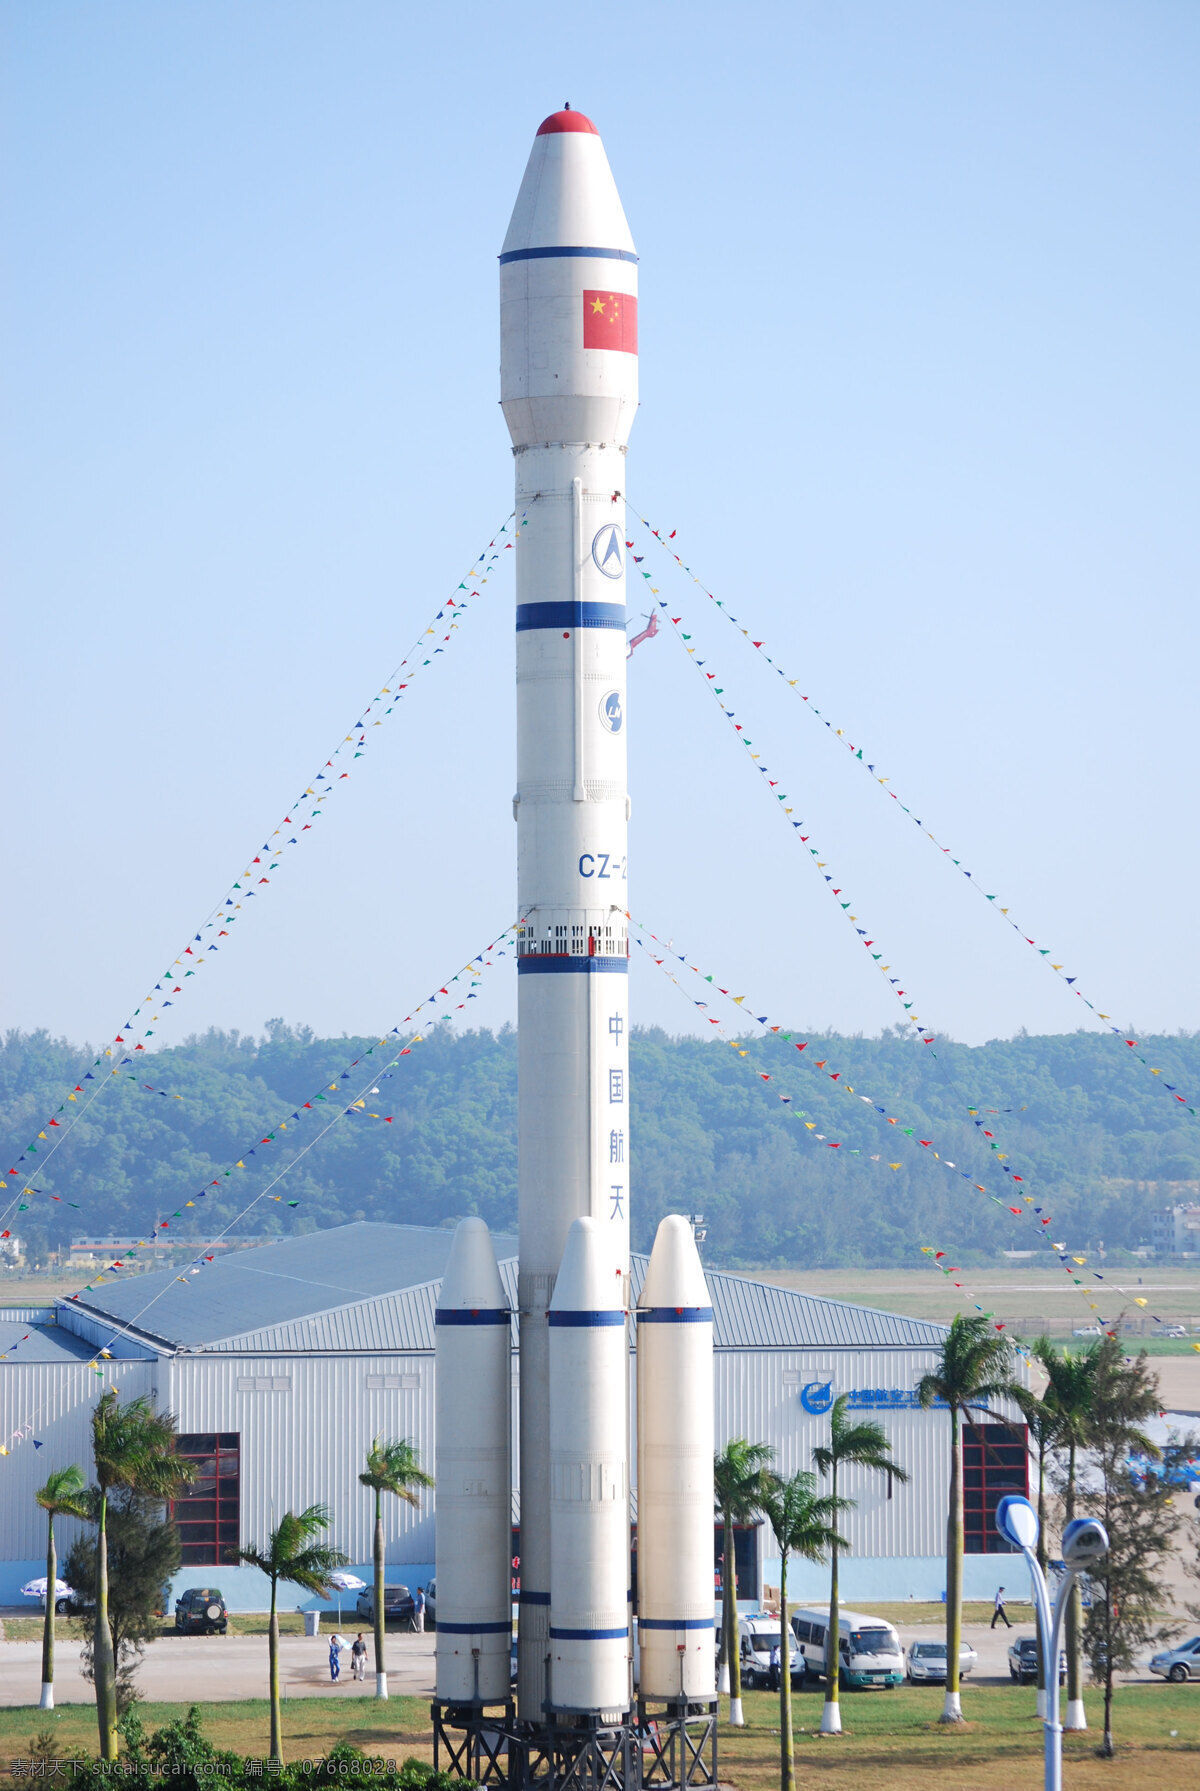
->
[0,1623,436,1707]
[0,1616,1170,1709]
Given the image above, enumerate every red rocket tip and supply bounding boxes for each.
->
[536,109,598,136]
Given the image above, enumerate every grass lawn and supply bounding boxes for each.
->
[0,1697,430,1778]
[714,1682,1198,1790]
[0,1684,1195,1788]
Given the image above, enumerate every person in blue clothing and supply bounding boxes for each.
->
[329,1634,344,1681]
[414,1586,426,1633]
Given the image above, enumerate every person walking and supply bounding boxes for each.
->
[414,1586,426,1633]
[768,1641,781,1692]
[351,1633,367,1680]
[991,1586,1012,1629]
[328,1634,345,1681]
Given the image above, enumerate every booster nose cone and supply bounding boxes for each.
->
[638,1213,710,1309]
[437,1214,508,1314]
[549,1214,625,1315]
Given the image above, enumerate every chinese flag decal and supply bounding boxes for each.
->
[583,290,637,354]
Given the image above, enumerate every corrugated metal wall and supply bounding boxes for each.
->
[713,1349,953,1558]
[166,1353,438,1563]
[0,1358,154,1558]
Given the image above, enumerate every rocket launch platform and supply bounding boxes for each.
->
[430,110,718,1791]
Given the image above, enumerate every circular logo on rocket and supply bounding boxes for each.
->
[800,1380,835,1415]
[598,690,623,734]
[591,525,624,579]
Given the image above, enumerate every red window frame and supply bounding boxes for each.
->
[963,1421,1028,1555]
[171,1433,240,1566]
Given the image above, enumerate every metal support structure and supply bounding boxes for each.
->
[636,1698,718,1791]
[432,1698,716,1791]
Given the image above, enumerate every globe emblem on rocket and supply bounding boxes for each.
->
[591,524,624,579]
[599,690,623,733]
[800,1380,835,1414]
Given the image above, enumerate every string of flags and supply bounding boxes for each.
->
[630,506,1200,1128]
[1,918,524,1439]
[629,916,1142,1318]
[627,529,1127,1214]
[917,1247,1032,1354]
[1,1066,187,1225]
[630,915,1035,1203]
[629,578,942,1052]
[54,926,520,1303]
[633,914,1186,1342]
[0,516,528,1234]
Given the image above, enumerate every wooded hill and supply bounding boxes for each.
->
[3,1022,1199,1269]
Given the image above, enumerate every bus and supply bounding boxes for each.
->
[789,1606,904,1690]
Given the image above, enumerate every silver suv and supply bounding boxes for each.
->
[1149,1635,1200,1682]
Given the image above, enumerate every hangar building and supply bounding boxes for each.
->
[0,1223,1028,1609]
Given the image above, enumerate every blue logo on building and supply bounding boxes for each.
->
[800,1380,835,1415]
[592,525,624,579]
[599,690,623,733]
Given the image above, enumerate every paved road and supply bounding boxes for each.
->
[0,1631,437,1708]
[2,1620,1160,1709]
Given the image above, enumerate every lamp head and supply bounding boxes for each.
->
[1062,1517,1108,1568]
[995,1494,1040,1551]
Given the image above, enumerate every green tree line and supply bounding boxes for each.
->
[4,1020,1200,1266]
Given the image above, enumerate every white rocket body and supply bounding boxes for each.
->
[434,1219,513,1705]
[636,1216,715,1701]
[548,1216,631,1715]
[503,109,637,1719]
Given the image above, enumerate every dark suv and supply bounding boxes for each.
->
[355,1584,416,1626]
[174,1587,228,1634]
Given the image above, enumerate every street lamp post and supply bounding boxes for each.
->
[995,1495,1108,1791]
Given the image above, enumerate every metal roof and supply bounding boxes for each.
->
[61,1223,518,1353]
[58,1223,945,1355]
[0,1317,105,1363]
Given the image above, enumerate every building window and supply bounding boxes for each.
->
[172,1433,240,1566]
[963,1422,1027,1554]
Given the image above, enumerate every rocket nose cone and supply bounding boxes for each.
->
[537,108,599,136]
[549,1216,624,1314]
[501,112,636,258]
[638,1214,710,1310]
[437,1217,508,1312]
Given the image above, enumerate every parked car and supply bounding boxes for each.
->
[174,1588,228,1634]
[355,1583,416,1626]
[737,1613,800,1686]
[905,1639,977,1682]
[1008,1636,1066,1684]
[1149,1636,1200,1682]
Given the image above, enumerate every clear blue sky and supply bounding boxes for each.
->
[4,1,1197,1055]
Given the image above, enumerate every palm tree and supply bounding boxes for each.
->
[812,1395,908,1735]
[917,1314,1020,1724]
[758,1472,847,1791]
[89,1389,193,1760]
[1035,1338,1099,1730]
[35,1465,89,1711]
[231,1506,349,1762]
[713,1438,774,1726]
[1015,1351,1065,1715]
[359,1437,433,1699]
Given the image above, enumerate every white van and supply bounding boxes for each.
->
[789,1606,904,1690]
[736,1612,800,1686]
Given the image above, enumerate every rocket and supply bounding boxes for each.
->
[502,107,637,1721]
[434,113,717,1746]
